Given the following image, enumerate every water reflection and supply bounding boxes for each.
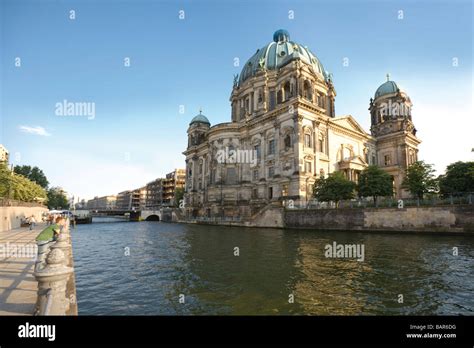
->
[72,221,474,315]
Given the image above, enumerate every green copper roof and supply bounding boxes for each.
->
[189,111,210,126]
[375,79,400,98]
[238,29,329,85]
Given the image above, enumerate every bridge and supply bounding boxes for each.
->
[88,208,175,222]
[89,210,141,221]
[141,208,177,222]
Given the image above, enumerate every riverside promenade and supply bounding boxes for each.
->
[0,223,45,315]
[0,220,77,315]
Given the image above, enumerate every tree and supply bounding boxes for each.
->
[438,161,474,196]
[357,165,393,204]
[47,187,69,210]
[174,187,184,207]
[313,171,356,207]
[402,161,438,200]
[0,163,47,202]
[14,165,49,189]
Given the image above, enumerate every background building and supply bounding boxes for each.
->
[162,169,185,206]
[0,145,9,164]
[131,187,147,210]
[91,170,184,212]
[145,178,163,209]
[87,195,117,210]
[116,190,132,210]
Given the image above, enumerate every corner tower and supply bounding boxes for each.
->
[185,110,211,210]
[369,75,421,198]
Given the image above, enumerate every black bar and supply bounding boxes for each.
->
[0,316,472,346]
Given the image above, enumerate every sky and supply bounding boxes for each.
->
[0,0,472,201]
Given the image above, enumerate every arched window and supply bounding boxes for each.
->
[283,81,291,101]
[269,90,276,109]
[284,134,291,150]
[408,150,416,164]
[318,135,325,153]
[318,93,325,108]
[304,133,312,148]
[304,80,312,101]
[254,143,261,159]
[268,139,276,155]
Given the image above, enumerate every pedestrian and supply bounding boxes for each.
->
[56,216,67,233]
[29,215,36,230]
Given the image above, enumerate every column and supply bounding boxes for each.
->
[202,157,206,189]
[191,160,195,190]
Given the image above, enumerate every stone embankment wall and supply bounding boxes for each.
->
[247,204,284,228]
[284,205,474,233]
[0,206,48,232]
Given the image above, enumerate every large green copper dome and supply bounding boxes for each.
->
[238,29,328,85]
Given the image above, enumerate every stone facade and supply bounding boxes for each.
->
[284,206,474,233]
[183,30,421,219]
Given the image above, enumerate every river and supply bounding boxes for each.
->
[72,219,474,315]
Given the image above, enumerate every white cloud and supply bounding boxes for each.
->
[19,125,51,137]
[414,101,474,175]
[46,156,158,201]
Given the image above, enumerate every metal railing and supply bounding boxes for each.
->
[188,216,242,223]
[286,192,474,210]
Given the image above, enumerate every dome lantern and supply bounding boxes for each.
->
[273,29,290,42]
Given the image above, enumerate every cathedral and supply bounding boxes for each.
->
[183,29,421,219]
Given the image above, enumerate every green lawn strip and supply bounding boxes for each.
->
[35,224,60,241]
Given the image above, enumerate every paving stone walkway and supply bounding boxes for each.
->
[0,224,45,315]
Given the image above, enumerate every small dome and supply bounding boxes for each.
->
[189,111,210,126]
[238,30,328,85]
[375,76,401,98]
